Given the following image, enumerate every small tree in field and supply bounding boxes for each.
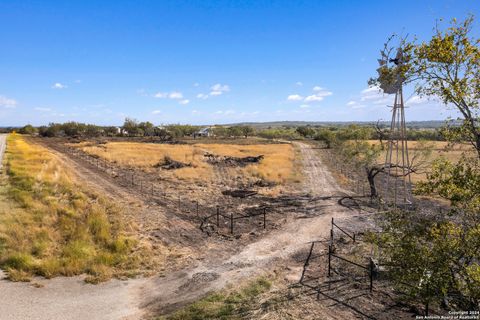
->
[296,126,316,138]
[339,136,431,199]
[314,128,336,148]
[239,125,254,138]
[122,118,141,136]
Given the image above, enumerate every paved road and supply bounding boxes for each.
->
[0,134,6,169]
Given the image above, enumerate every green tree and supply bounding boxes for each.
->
[138,121,155,136]
[104,126,119,137]
[371,17,480,158]
[227,126,243,138]
[296,126,315,138]
[18,124,37,135]
[412,16,480,158]
[211,126,228,138]
[314,128,337,148]
[122,118,141,136]
[239,126,254,138]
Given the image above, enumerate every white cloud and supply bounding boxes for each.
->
[351,104,366,109]
[314,89,333,98]
[209,83,230,96]
[296,81,303,86]
[300,104,310,109]
[168,91,183,99]
[346,86,394,111]
[406,95,439,105]
[197,93,209,99]
[305,94,325,102]
[358,86,391,105]
[179,99,190,105]
[287,94,303,101]
[0,95,17,108]
[193,82,199,87]
[304,88,332,103]
[52,82,67,89]
[154,92,167,98]
[34,107,52,112]
[211,83,230,92]
[151,110,161,114]
[287,86,332,104]
[154,91,184,99]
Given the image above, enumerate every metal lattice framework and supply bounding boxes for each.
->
[376,45,413,208]
[383,87,413,207]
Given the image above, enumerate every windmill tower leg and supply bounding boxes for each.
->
[383,88,413,209]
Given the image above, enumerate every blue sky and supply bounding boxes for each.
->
[0,0,478,126]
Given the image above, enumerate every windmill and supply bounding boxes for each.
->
[376,45,413,208]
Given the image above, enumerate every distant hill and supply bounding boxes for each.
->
[226,120,449,129]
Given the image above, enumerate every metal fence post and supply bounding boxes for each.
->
[230,213,234,234]
[216,206,220,227]
[263,207,266,229]
[328,244,331,277]
[330,227,334,245]
[369,258,374,292]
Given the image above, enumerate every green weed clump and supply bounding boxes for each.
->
[0,134,150,282]
[162,278,272,320]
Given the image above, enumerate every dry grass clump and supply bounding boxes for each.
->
[75,142,296,184]
[0,134,152,282]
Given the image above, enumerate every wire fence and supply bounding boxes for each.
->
[59,144,283,236]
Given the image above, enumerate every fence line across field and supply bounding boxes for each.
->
[63,145,273,236]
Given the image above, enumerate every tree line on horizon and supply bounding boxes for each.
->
[5,118,446,143]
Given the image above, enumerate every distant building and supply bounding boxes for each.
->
[115,127,130,136]
[194,127,213,138]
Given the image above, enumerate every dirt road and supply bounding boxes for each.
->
[0,134,6,169]
[0,141,355,320]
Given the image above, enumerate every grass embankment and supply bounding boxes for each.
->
[75,142,298,185]
[160,278,272,320]
[0,134,151,282]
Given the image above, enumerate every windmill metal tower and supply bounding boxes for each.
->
[377,47,413,208]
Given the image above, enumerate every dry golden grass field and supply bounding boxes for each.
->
[0,135,155,282]
[73,141,298,185]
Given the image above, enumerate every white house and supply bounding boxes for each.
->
[195,127,213,137]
